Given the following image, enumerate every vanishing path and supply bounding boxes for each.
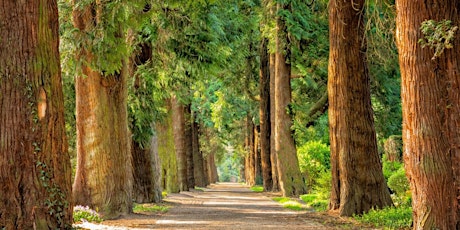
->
[78,183,365,229]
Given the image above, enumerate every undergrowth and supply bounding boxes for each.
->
[354,206,412,229]
[133,203,170,213]
[250,186,264,192]
[272,197,308,211]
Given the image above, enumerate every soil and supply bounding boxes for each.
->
[75,183,377,229]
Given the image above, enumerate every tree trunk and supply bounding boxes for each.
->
[185,105,195,188]
[254,125,262,185]
[328,0,392,216]
[245,116,256,186]
[157,105,179,194]
[274,3,307,197]
[171,96,189,191]
[396,1,460,228]
[259,38,274,191]
[269,53,280,192]
[0,1,72,228]
[192,114,206,187]
[132,138,162,203]
[207,153,219,183]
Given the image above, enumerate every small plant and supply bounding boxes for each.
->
[354,206,413,229]
[300,194,328,211]
[419,19,458,60]
[250,186,264,193]
[133,203,170,213]
[162,191,168,198]
[73,205,103,223]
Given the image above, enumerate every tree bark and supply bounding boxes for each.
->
[328,0,393,216]
[245,116,256,186]
[260,38,274,191]
[192,113,206,187]
[132,138,162,203]
[72,0,133,219]
[157,104,179,194]
[0,1,72,228]
[185,105,195,188]
[269,53,280,192]
[396,1,460,228]
[171,96,189,191]
[274,2,307,197]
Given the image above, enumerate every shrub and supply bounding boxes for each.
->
[300,194,328,211]
[354,206,413,229]
[73,205,103,223]
[297,141,330,190]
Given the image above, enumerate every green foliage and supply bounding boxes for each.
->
[419,19,458,60]
[299,170,331,211]
[297,141,330,190]
[250,186,264,193]
[354,206,413,229]
[133,203,170,213]
[382,157,403,181]
[388,168,410,204]
[73,205,103,223]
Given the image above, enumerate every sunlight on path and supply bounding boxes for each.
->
[75,182,328,229]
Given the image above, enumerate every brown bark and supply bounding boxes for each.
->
[171,96,189,191]
[132,138,162,203]
[192,114,206,187]
[245,116,256,186]
[259,38,273,191]
[185,105,195,188]
[396,1,460,228]
[0,1,72,228]
[269,53,280,192]
[254,125,262,185]
[274,3,307,197]
[328,0,392,216]
[72,1,133,219]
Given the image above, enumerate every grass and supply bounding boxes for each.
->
[250,186,264,193]
[73,205,103,223]
[300,194,328,211]
[133,203,170,213]
[272,197,308,211]
[194,186,205,191]
[353,206,413,229]
[162,191,168,198]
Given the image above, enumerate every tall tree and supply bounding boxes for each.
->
[259,38,274,191]
[327,0,392,216]
[0,1,72,228]
[274,2,307,197]
[172,96,189,191]
[396,1,460,228]
[72,0,133,218]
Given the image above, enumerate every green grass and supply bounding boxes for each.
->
[272,197,308,211]
[162,191,168,198]
[250,186,264,193]
[300,194,328,211]
[73,205,103,223]
[194,186,205,191]
[133,203,170,213]
[353,206,413,229]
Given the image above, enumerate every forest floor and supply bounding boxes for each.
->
[75,183,377,229]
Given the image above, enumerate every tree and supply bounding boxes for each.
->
[172,96,189,191]
[72,1,133,218]
[395,1,460,228]
[327,0,392,216]
[274,2,307,197]
[259,38,274,191]
[0,1,72,228]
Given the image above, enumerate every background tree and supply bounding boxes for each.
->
[0,0,72,228]
[396,1,460,228]
[327,0,392,216]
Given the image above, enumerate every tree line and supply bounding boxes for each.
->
[0,0,459,229]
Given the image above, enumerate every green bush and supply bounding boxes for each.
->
[297,141,330,190]
[73,205,103,223]
[382,155,403,180]
[300,194,328,211]
[354,206,413,229]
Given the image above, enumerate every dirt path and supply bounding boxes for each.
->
[76,183,370,229]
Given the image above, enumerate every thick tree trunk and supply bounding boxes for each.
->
[192,114,206,187]
[171,96,189,191]
[328,0,392,216]
[269,53,280,192]
[132,139,162,203]
[207,153,219,183]
[185,105,195,188]
[396,1,460,228]
[259,38,273,191]
[254,125,262,185]
[274,3,307,197]
[245,116,256,186]
[157,105,179,194]
[0,1,72,228]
